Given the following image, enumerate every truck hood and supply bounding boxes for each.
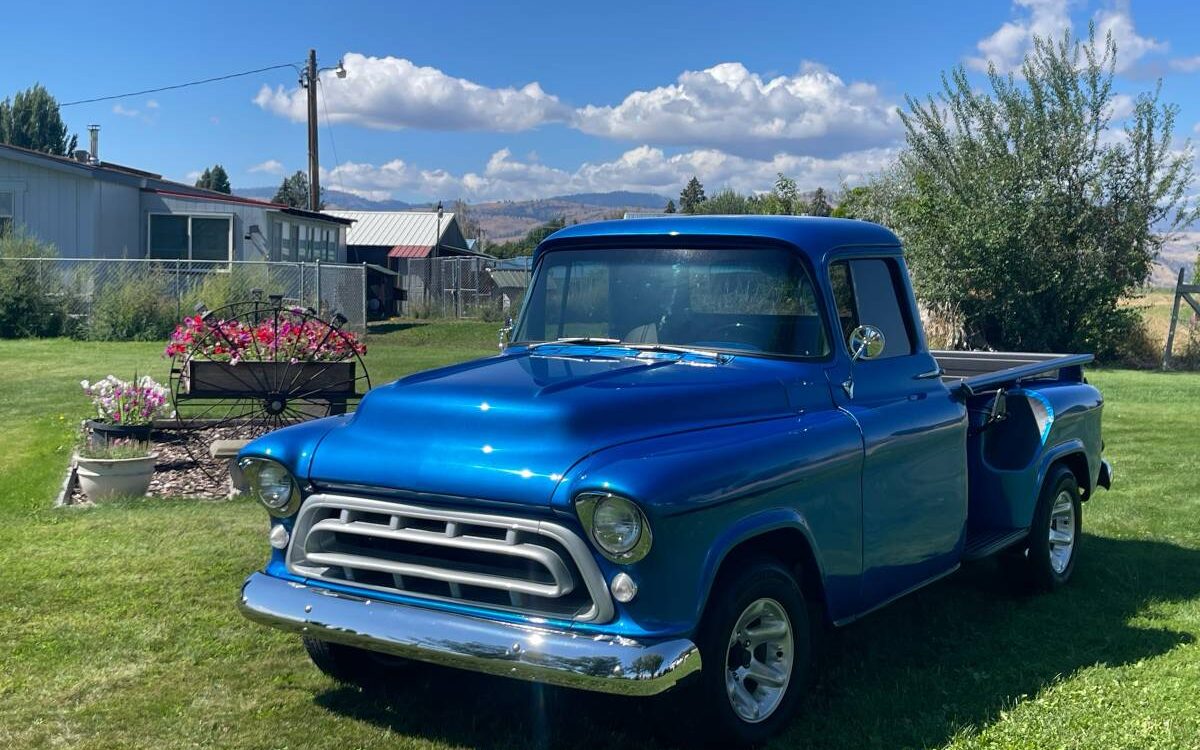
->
[307,346,808,506]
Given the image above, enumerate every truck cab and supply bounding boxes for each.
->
[238,216,1111,746]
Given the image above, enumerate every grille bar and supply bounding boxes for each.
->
[287,493,613,622]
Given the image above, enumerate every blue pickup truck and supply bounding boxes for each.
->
[238,216,1112,746]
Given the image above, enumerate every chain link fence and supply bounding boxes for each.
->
[393,256,530,319]
[0,258,367,335]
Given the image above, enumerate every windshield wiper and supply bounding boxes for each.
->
[624,343,728,361]
[529,337,623,349]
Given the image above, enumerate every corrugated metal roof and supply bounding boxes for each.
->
[387,244,434,258]
[325,210,455,248]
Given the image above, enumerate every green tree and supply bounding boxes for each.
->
[488,217,567,259]
[692,188,751,215]
[679,176,707,214]
[881,27,1196,357]
[807,186,832,217]
[272,171,323,209]
[194,164,231,194]
[0,84,77,156]
[830,185,873,219]
[772,173,799,214]
[664,199,676,214]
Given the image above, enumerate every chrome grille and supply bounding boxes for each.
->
[287,494,613,622]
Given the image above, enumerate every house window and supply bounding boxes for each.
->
[148,214,232,261]
[0,191,15,237]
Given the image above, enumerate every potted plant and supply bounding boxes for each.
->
[81,374,171,443]
[74,439,157,501]
[165,311,366,399]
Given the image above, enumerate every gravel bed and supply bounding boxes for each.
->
[69,427,255,504]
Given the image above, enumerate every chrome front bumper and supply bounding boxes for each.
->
[239,572,701,696]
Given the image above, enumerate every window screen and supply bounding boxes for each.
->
[191,217,231,261]
[828,258,914,359]
[148,215,188,259]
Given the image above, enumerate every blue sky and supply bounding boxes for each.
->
[5,0,1199,202]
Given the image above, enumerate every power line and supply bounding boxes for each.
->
[60,62,302,107]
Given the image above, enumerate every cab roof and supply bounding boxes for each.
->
[535,215,901,262]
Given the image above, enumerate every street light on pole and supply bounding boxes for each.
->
[299,50,347,212]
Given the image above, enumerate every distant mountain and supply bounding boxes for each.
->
[546,191,668,209]
[234,188,671,244]
[234,187,414,210]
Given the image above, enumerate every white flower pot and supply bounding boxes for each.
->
[75,454,157,501]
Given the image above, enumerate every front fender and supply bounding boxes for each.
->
[555,408,863,637]
[695,506,826,619]
[238,414,348,482]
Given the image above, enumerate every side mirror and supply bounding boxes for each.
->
[842,324,886,399]
[498,317,514,351]
[848,324,886,361]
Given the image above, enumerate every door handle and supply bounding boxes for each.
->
[915,366,943,380]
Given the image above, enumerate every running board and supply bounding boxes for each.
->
[962,528,1029,561]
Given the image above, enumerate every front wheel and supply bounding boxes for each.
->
[674,559,811,747]
[302,637,413,689]
[1004,465,1082,592]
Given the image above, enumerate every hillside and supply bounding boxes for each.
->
[233,188,668,244]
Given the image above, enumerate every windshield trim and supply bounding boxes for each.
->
[511,242,835,363]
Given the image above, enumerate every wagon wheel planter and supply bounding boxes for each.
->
[165,292,370,481]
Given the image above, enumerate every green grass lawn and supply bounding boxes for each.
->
[2,323,1199,749]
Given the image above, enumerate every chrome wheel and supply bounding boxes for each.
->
[725,597,793,724]
[1048,489,1076,575]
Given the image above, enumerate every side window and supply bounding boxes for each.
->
[829,258,914,359]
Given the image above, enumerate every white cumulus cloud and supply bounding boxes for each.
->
[322,145,896,203]
[968,0,1167,74]
[574,62,901,157]
[248,159,284,176]
[254,52,571,132]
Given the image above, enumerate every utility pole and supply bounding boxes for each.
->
[305,49,320,212]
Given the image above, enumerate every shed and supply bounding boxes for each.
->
[324,210,481,268]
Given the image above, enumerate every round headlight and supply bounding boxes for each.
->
[256,462,294,509]
[593,496,642,555]
[240,458,300,516]
[576,492,652,562]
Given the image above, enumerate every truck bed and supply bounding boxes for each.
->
[932,350,1094,395]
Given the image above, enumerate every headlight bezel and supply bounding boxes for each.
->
[575,491,653,563]
[238,457,302,517]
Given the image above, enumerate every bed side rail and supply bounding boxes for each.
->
[932,350,1094,398]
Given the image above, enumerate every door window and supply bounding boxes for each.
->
[0,191,14,236]
[829,258,914,358]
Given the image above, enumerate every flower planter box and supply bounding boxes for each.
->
[184,360,357,399]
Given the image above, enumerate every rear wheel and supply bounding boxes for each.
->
[673,559,811,747]
[1004,466,1081,592]
[302,637,412,689]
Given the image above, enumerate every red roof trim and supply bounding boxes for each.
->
[142,187,286,209]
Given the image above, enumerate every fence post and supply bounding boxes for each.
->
[361,263,368,332]
[1163,267,1186,370]
[315,259,322,315]
[175,259,181,320]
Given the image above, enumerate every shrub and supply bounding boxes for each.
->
[0,233,69,338]
[86,266,177,341]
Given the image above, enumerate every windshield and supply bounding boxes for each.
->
[513,247,829,358]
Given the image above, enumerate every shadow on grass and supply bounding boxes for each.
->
[367,321,430,335]
[313,535,1199,749]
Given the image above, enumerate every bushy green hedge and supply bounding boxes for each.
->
[0,234,70,338]
[84,266,177,341]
